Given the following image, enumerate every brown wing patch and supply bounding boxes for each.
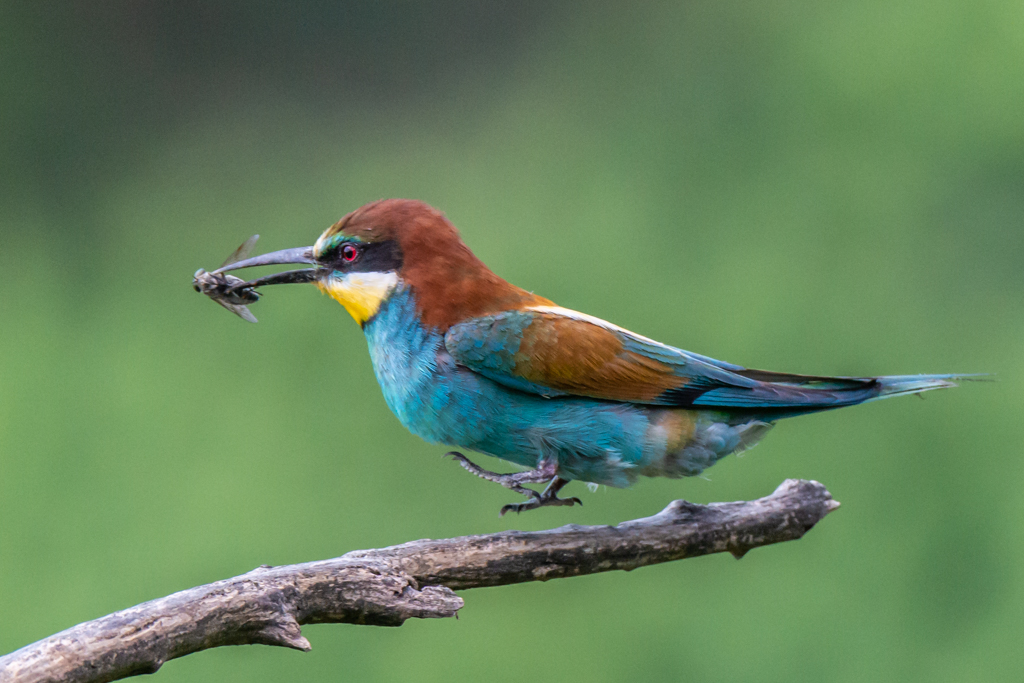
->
[512,313,685,402]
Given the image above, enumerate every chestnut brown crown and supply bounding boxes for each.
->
[317,199,552,330]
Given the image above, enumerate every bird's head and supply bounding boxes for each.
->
[216,199,549,330]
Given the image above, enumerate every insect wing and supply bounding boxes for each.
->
[214,298,259,323]
[218,235,260,269]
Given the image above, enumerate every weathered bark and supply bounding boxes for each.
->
[0,479,838,683]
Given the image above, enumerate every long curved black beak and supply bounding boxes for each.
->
[215,246,319,289]
[215,246,316,273]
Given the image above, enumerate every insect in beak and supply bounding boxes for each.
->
[193,236,318,322]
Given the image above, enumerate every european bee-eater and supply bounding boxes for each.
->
[206,199,966,514]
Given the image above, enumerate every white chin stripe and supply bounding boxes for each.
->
[339,270,399,292]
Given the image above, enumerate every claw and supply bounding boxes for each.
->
[500,493,583,516]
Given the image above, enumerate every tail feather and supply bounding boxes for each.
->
[868,374,966,401]
[691,371,980,415]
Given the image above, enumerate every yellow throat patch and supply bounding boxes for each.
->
[317,272,399,325]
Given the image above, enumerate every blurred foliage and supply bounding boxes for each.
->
[1,1,1022,681]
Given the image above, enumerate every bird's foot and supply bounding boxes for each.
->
[445,452,557,500]
[500,477,582,516]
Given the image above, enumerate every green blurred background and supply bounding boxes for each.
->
[2,1,1022,680]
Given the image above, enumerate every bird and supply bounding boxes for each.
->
[205,198,968,515]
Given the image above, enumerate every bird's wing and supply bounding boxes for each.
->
[444,306,880,409]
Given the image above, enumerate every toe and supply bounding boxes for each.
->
[499,503,522,517]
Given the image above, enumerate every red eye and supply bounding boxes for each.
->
[341,244,359,262]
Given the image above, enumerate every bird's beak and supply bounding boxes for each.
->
[214,246,320,288]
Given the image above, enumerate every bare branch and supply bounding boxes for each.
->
[0,479,838,683]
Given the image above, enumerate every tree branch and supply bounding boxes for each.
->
[0,479,838,683]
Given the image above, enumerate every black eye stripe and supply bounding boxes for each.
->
[329,239,403,273]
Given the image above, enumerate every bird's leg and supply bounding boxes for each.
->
[445,452,557,501]
[499,476,583,516]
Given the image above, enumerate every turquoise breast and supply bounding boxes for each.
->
[360,287,662,485]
